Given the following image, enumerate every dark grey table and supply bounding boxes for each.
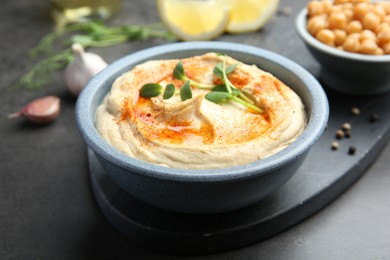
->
[1,0,389,259]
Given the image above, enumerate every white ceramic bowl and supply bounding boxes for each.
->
[296,8,390,96]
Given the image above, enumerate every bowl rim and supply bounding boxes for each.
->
[76,41,329,182]
[296,8,390,62]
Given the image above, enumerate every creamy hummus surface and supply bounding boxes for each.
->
[95,53,307,169]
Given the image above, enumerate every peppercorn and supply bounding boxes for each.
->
[348,146,356,155]
[336,129,345,139]
[351,107,360,116]
[342,122,351,131]
[369,113,380,123]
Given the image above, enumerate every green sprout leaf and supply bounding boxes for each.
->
[180,81,192,101]
[140,83,164,98]
[163,83,176,99]
[213,62,237,78]
[212,85,228,92]
[205,92,232,103]
[213,63,224,78]
[173,61,186,81]
[226,63,238,75]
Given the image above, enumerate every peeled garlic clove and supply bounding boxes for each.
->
[64,43,108,96]
[8,96,61,124]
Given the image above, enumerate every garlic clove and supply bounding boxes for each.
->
[64,43,108,96]
[8,96,61,124]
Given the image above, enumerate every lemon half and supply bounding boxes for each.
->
[225,0,279,34]
[157,0,230,41]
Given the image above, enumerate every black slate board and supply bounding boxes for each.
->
[88,88,390,255]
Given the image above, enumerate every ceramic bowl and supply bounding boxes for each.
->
[296,8,390,96]
[76,42,329,214]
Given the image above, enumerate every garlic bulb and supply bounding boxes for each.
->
[8,96,61,124]
[64,43,108,96]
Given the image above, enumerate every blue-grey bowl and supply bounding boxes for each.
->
[296,9,390,96]
[76,42,328,214]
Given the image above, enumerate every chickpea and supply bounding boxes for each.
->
[307,15,328,35]
[330,5,343,14]
[362,12,381,31]
[375,48,384,55]
[378,2,390,15]
[341,2,353,11]
[383,15,390,25]
[375,23,389,35]
[346,20,363,34]
[307,1,325,17]
[343,35,360,52]
[349,32,361,39]
[354,2,371,21]
[359,39,378,54]
[316,29,336,46]
[383,42,390,54]
[378,28,390,45]
[333,29,347,46]
[329,12,347,29]
[360,29,377,42]
[333,0,350,4]
[372,5,386,20]
[322,0,333,14]
[343,9,354,22]
[306,0,390,55]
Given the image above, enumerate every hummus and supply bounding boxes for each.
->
[95,53,307,169]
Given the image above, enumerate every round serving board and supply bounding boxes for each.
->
[88,88,390,255]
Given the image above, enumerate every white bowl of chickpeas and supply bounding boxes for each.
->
[296,0,390,95]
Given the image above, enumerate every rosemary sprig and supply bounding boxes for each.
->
[20,49,73,89]
[29,23,88,58]
[18,21,176,90]
[139,55,263,114]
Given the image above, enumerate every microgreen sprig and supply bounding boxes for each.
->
[212,56,257,105]
[208,55,263,113]
[139,54,263,114]
[213,60,236,94]
[173,61,214,90]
